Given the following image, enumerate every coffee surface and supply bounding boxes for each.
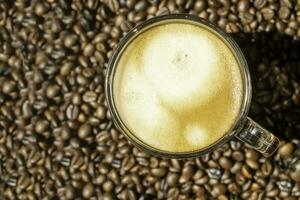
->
[113,21,243,152]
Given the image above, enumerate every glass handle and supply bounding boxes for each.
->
[235,117,280,156]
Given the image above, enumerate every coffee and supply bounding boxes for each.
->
[113,20,243,152]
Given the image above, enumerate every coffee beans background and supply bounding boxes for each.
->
[0,0,300,199]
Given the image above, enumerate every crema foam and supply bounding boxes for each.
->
[113,21,243,152]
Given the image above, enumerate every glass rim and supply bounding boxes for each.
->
[105,13,252,159]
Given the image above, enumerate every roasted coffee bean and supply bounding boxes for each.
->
[35,120,49,134]
[228,182,240,194]
[232,151,244,161]
[212,184,227,196]
[46,84,60,99]
[151,168,167,177]
[120,21,133,32]
[206,168,222,180]
[135,1,148,12]
[261,7,274,21]
[194,1,206,12]
[83,43,95,57]
[219,157,233,170]
[64,185,75,199]
[245,149,259,160]
[246,159,259,170]
[229,162,242,174]
[166,173,179,186]
[278,143,294,157]
[281,0,293,8]
[179,165,195,183]
[230,140,242,150]
[2,79,16,94]
[290,160,300,182]
[279,6,291,19]
[78,123,92,139]
[83,183,94,198]
[261,161,273,176]
[103,193,116,200]
[35,2,49,16]
[241,165,253,179]
[64,33,78,48]
[66,104,79,120]
[103,180,114,192]
[107,0,120,12]
[226,22,239,32]
[237,0,250,12]
[83,91,97,103]
[254,0,267,9]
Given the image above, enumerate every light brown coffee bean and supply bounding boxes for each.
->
[2,79,16,94]
[83,43,95,57]
[166,173,179,187]
[179,165,195,183]
[103,193,116,200]
[78,123,92,139]
[103,180,114,192]
[246,159,259,170]
[261,7,274,21]
[82,183,94,198]
[232,151,244,161]
[254,0,267,9]
[35,2,48,16]
[245,149,259,160]
[212,184,227,196]
[151,168,167,177]
[278,143,294,157]
[290,160,300,182]
[35,120,49,134]
[279,6,291,19]
[237,0,250,12]
[261,161,273,176]
[218,157,233,170]
[135,1,148,12]
[107,0,120,12]
[228,183,240,194]
[46,84,60,99]
[64,33,78,48]
[65,185,75,199]
[194,1,206,12]
[241,165,253,179]
[230,162,243,174]
[83,91,97,103]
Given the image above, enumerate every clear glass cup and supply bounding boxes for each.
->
[105,14,280,159]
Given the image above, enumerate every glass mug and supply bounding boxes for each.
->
[105,14,280,158]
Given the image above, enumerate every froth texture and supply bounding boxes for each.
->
[113,22,243,152]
